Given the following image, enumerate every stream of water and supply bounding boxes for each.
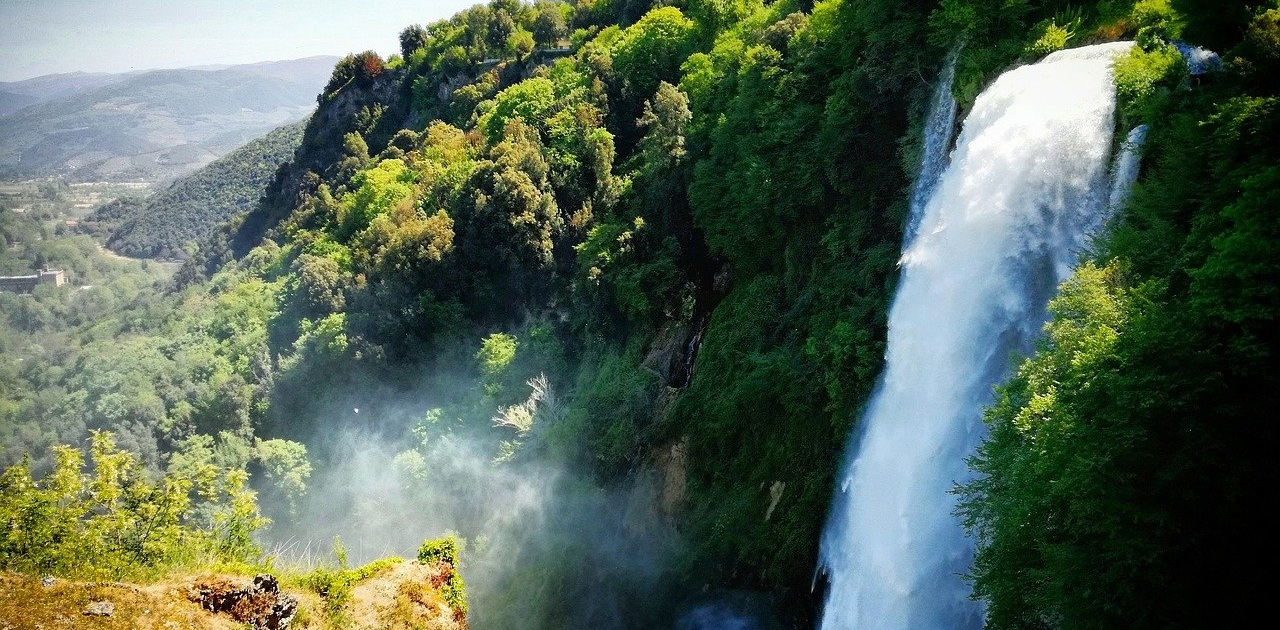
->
[817,42,1136,630]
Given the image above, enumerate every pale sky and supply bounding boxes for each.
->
[0,0,480,82]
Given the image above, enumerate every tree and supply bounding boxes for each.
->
[635,81,692,173]
[610,6,698,101]
[533,1,570,48]
[256,438,312,514]
[337,158,417,239]
[354,50,385,85]
[292,253,347,315]
[508,27,537,58]
[478,77,557,145]
[400,24,431,59]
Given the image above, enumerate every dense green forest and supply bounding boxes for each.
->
[2,0,1276,628]
[958,2,1280,627]
[79,118,309,259]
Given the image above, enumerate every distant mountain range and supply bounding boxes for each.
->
[0,71,127,116]
[0,57,337,183]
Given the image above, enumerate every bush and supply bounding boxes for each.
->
[299,542,402,627]
[1113,43,1185,121]
[0,432,267,580]
[417,534,468,619]
[1025,19,1074,57]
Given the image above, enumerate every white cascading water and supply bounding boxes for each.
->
[817,42,1135,630]
[903,51,959,247]
[1109,124,1150,214]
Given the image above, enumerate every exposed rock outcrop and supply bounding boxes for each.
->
[188,574,298,630]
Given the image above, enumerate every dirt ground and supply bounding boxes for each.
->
[0,572,242,630]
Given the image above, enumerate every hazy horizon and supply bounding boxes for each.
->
[0,0,477,82]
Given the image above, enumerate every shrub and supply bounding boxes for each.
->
[0,432,267,580]
[417,534,468,620]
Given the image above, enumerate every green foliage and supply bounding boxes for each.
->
[964,27,1280,625]
[417,534,468,617]
[400,24,431,59]
[299,543,402,627]
[533,1,571,47]
[928,0,1128,105]
[22,2,1278,625]
[1113,42,1185,121]
[635,81,691,172]
[85,118,308,259]
[1188,164,1280,325]
[0,432,267,580]
[477,332,519,377]
[324,51,386,98]
[337,158,417,239]
[547,344,657,473]
[611,6,698,101]
[1024,18,1075,57]
[1172,0,1257,51]
[255,438,312,514]
[1131,0,1184,47]
[961,262,1145,629]
[417,533,462,565]
[576,216,683,327]
[1236,7,1280,90]
[478,77,558,145]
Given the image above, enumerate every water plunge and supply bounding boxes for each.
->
[1109,124,1150,214]
[904,51,959,248]
[817,42,1135,630]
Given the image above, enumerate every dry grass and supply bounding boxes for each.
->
[0,572,242,630]
[1091,18,1135,42]
[0,558,461,630]
[347,561,462,630]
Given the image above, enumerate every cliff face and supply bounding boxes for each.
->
[230,69,404,255]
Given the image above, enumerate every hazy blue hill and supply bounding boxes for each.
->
[0,57,336,182]
[82,117,308,259]
[0,91,40,117]
[0,71,126,115]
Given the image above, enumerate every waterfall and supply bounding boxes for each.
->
[817,42,1135,630]
[904,52,959,247]
[1108,124,1149,213]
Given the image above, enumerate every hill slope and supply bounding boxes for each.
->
[0,71,127,116]
[81,118,308,259]
[0,57,335,182]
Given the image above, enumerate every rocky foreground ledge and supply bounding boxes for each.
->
[0,559,463,630]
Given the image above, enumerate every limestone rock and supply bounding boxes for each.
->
[83,600,115,616]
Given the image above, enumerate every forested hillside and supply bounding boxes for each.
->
[2,1,1276,628]
[80,118,309,259]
